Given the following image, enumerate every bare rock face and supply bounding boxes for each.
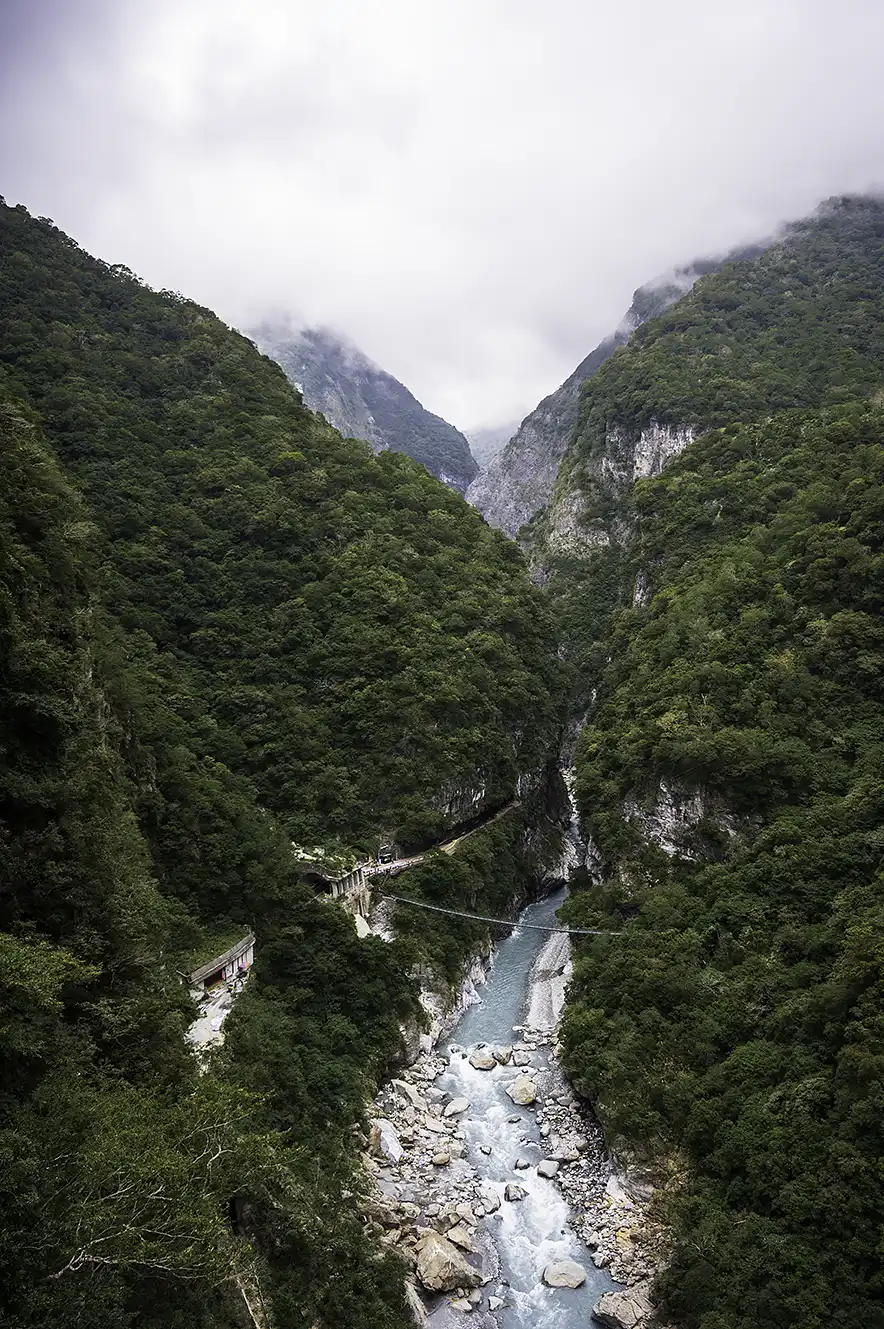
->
[541,1259,587,1288]
[466,267,708,536]
[415,1230,481,1292]
[505,1075,538,1105]
[592,1281,655,1329]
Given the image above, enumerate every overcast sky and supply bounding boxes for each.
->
[2,0,884,429]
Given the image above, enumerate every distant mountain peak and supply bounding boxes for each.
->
[250,321,478,493]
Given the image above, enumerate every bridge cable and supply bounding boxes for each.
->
[379,892,622,937]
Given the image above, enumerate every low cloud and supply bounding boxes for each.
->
[3,0,884,427]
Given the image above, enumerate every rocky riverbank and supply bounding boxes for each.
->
[360,926,666,1328]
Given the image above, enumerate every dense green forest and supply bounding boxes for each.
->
[538,193,884,677]
[5,181,884,1329]
[557,199,884,1329]
[0,200,564,1328]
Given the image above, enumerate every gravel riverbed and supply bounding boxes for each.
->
[361,892,664,1327]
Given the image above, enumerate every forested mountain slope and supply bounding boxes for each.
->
[552,196,884,1329]
[252,321,479,492]
[0,199,564,1329]
[466,263,724,536]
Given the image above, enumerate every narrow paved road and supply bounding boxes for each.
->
[371,798,521,877]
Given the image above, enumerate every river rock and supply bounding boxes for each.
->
[512,1050,532,1066]
[450,1298,473,1312]
[446,1224,475,1252]
[479,1182,500,1213]
[549,1134,581,1161]
[493,1045,512,1064]
[541,1259,587,1289]
[504,1182,526,1202]
[537,1160,559,1178]
[369,1119,404,1163]
[505,1075,537,1106]
[469,1048,496,1070]
[488,1296,504,1311]
[592,1281,655,1329]
[444,1097,470,1117]
[392,1079,424,1109]
[454,1204,478,1225]
[514,1158,531,1170]
[432,1153,450,1166]
[423,1116,448,1133]
[415,1230,481,1292]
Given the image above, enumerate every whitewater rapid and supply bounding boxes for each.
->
[429,889,617,1328]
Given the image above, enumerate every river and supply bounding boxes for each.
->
[430,887,618,1327]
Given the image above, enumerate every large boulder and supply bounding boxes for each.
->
[444,1097,470,1117]
[415,1231,481,1292]
[479,1181,501,1213]
[469,1048,496,1070]
[541,1259,587,1288]
[446,1223,475,1252]
[505,1075,538,1106]
[369,1118,404,1163]
[392,1078,425,1109]
[592,1282,655,1329]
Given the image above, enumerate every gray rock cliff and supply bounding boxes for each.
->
[250,322,478,494]
[465,264,718,536]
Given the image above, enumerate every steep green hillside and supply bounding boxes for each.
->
[539,194,884,674]
[0,201,561,854]
[555,200,884,1329]
[0,201,564,1328]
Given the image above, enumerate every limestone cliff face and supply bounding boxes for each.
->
[466,268,709,536]
[250,323,478,494]
[540,420,696,564]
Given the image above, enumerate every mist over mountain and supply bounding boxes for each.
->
[465,421,518,467]
[466,257,750,536]
[250,321,479,493]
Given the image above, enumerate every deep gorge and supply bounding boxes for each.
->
[1,193,883,1329]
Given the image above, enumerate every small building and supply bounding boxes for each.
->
[187,932,255,997]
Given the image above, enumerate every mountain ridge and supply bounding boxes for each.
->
[250,321,479,493]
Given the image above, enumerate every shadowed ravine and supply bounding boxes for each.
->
[430,889,618,1327]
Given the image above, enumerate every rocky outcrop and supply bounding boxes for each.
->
[414,1230,482,1292]
[622,778,741,861]
[467,266,710,536]
[250,322,478,493]
[592,1280,656,1329]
